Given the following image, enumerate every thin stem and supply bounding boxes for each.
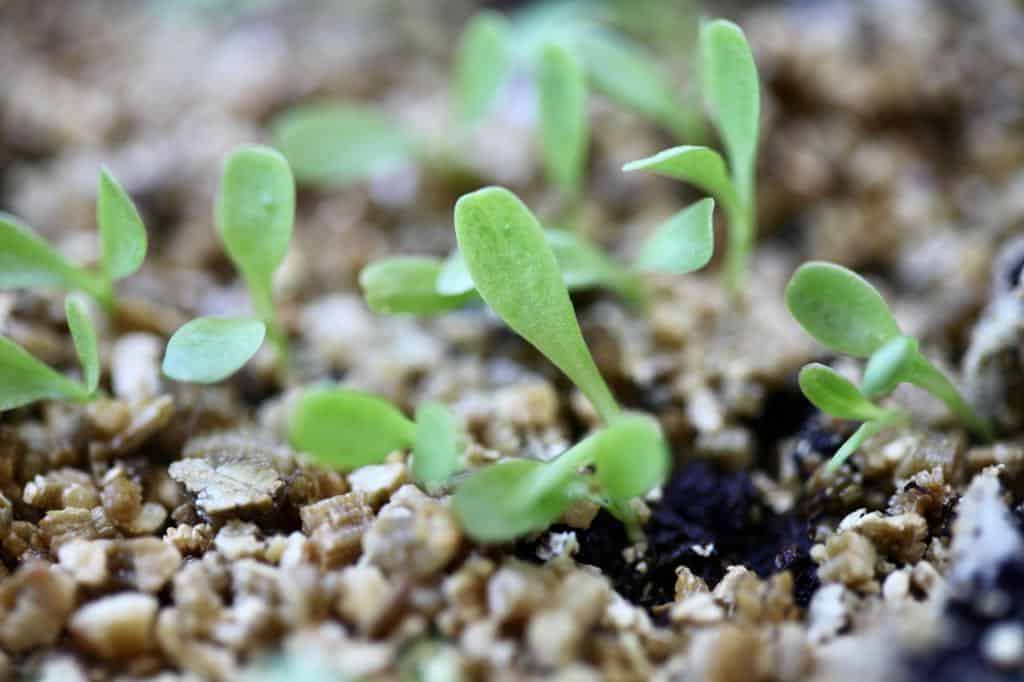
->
[907,352,993,440]
[826,409,905,472]
[249,281,289,370]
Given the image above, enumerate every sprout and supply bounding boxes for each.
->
[624,19,759,293]
[787,261,993,469]
[453,11,510,129]
[287,387,463,490]
[538,42,588,209]
[215,145,295,365]
[162,317,266,384]
[0,296,101,411]
[0,168,147,311]
[359,257,477,316]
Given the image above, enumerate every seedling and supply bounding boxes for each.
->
[624,19,759,293]
[454,11,511,130]
[162,316,267,384]
[450,186,670,540]
[215,145,295,365]
[0,296,101,411]
[287,387,462,490]
[538,42,588,211]
[787,261,993,469]
[362,198,715,315]
[0,168,147,311]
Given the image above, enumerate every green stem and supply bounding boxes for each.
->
[907,352,993,440]
[78,271,115,314]
[826,409,905,472]
[249,282,289,369]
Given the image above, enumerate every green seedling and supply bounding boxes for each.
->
[0,168,147,311]
[787,261,993,469]
[367,198,714,315]
[162,316,266,384]
[624,19,759,293]
[215,145,295,365]
[450,186,670,540]
[538,42,588,210]
[287,386,462,490]
[454,11,511,129]
[0,296,101,411]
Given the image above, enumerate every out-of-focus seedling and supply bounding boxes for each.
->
[454,11,510,130]
[215,145,295,365]
[287,387,462,491]
[162,316,266,384]
[538,42,588,211]
[0,168,147,311]
[0,296,101,411]
[624,19,759,293]
[787,261,993,470]
[359,257,477,316]
[450,186,669,540]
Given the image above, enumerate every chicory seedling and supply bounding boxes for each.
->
[0,168,147,311]
[787,261,993,468]
[453,11,510,129]
[0,296,101,411]
[162,316,267,384]
[538,42,588,209]
[215,145,295,365]
[359,257,477,316]
[624,19,759,293]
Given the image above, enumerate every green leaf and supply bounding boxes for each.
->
[97,168,147,282]
[572,29,691,140]
[162,316,266,384]
[436,250,475,297]
[359,257,476,315]
[287,387,416,471]
[786,261,902,358]
[0,213,98,297]
[538,42,588,198]
[215,145,295,323]
[861,336,918,398]
[65,296,100,395]
[700,19,759,202]
[0,335,89,411]
[622,146,738,212]
[634,198,715,274]
[545,229,644,305]
[453,459,572,542]
[412,401,461,488]
[272,104,413,186]
[453,11,510,128]
[592,414,669,504]
[454,187,619,422]
[798,363,886,422]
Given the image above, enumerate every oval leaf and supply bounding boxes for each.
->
[98,168,147,282]
[861,335,918,398]
[453,11,510,128]
[412,401,461,488]
[436,250,476,296]
[593,413,669,504]
[454,187,619,422]
[453,459,572,542]
[273,104,414,186]
[539,42,588,198]
[359,257,475,315]
[162,316,266,384]
[700,19,759,201]
[288,387,416,471]
[798,363,885,422]
[622,146,738,213]
[0,335,89,411]
[786,261,902,358]
[0,213,94,294]
[216,145,295,320]
[634,198,715,274]
[65,296,100,395]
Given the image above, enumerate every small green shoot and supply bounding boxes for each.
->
[162,316,266,384]
[288,387,464,486]
[788,262,993,469]
[538,42,588,208]
[215,145,295,365]
[624,19,759,293]
[359,257,476,315]
[453,11,510,129]
[634,198,715,275]
[0,296,102,411]
[0,168,147,311]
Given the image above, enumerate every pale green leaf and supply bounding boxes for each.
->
[622,146,738,212]
[786,261,902,358]
[272,104,413,186]
[545,229,644,305]
[98,168,147,282]
[412,401,461,488]
[65,296,100,395]
[288,387,416,471]
[453,11,510,127]
[798,363,886,422]
[0,335,89,411]
[359,257,476,315]
[593,414,669,504]
[700,19,759,202]
[436,251,475,296]
[538,42,588,198]
[0,213,95,295]
[861,336,918,398]
[634,198,715,274]
[454,187,619,422]
[162,316,266,384]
